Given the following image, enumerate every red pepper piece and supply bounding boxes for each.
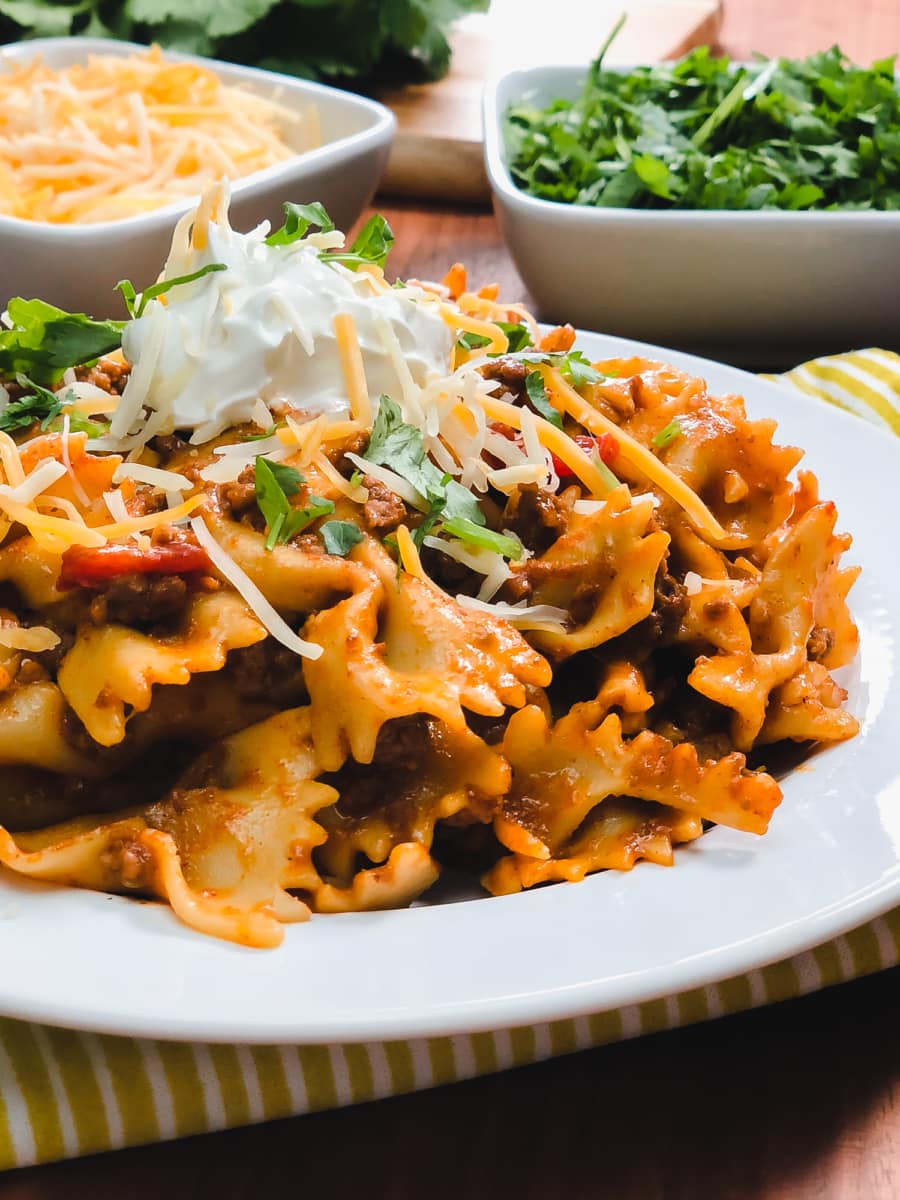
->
[57,542,211,590]
[550,433,619,479]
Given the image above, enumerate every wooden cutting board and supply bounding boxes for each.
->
[377,0,722,202]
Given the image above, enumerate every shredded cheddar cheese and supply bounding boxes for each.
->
[0,47,317,225]
[333,313,372,426]
[540,365,731,543]
[395,524,427,581]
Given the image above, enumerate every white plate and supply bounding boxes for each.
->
[0,332,897,1045]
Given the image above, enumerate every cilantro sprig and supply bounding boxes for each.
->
[364,395,484,528]
[0,298,125,387]
[505,45,900,211]
[115,263,227,318]
[320,520,364,557]
[265,204,395,271]
[254,457,335,552]
[0,374,107,437]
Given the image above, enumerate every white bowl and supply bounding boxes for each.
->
[484,65,900,365]
[0,37,396,317]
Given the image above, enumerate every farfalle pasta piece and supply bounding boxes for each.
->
[314,716,510,889]
[493,704,780,869]
[485,798,703,895]
[759,662,858,745]
[609,364,803,549]
[0,707,338,947]
[689,500,855,750]
[202,501,370,614]
[509,487,669,658]
[57,590,267,746]
[303,542,550,770]
[0,681,99,774]
[313,844,440,914]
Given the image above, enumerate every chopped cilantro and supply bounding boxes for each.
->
[496,321,533,352]
[411,489,448,547]
[115,263,227,318]
[364,395,484,527]
[325,214,395,270]
[652,418,684,449]
[0,298,125,387]
[524,371,563,429]
[457,331,492,352]
[254,456,334,551]
[0,374,65,434]
[320,520,364,556]
[505,43,900,212]
[265,202,335,247]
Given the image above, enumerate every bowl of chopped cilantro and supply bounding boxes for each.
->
[483,43,900,363]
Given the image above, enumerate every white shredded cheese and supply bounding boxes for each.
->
[112,462,192,492]
[345,452,424,509]
[684,571,702,596]
[189,516,323,660]
[0,458,67,505]
[455,594,570,632]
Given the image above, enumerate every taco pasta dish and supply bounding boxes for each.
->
[0,188,859,947]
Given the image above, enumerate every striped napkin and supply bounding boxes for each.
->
[0,347,898,1173]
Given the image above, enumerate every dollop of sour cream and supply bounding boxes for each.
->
[120,215,455,443]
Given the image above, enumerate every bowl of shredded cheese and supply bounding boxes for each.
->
[0,38,395,315]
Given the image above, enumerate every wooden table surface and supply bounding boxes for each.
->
[4,1,900,1195]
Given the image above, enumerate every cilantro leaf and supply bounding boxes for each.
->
[115,263,227,317]
[557,351,604,387]
[364,395,484,527]
[457,331,492,352]
[325,215,395,270]
[497,321,534,353]
[0,299,125,387]
[524,371,563,429]
[254,456,332,551]
[265,201,335,247]
[320,520,364,556]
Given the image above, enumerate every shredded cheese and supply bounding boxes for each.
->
[313,451,369,503]
[112,463,192,492]
[441,306,508,357]
[345,452,423,509]
[455,595,569,633]
[94,494,204,540]
[395,524,427,581]
[540,365,731,544]
[1,458,67,505]
[189,516,323,661]
[333,312,372,426]
[476,393,614,496]
[0,47,317,225]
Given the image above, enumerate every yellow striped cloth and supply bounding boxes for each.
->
[0,347,898,1173]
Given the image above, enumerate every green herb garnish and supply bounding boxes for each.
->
[652,418,684,449]
[411,489,448,548]
[320,520,364,556]
[116,263,227,318]
[524,371,563,429]
[254,456,335,551]
[505,44,900,211]
[0,299,125,387]
[325,214,395,270]
[364,395,484,527]
[265,202,335,247]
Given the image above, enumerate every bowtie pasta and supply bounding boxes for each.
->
[0,194,859,946]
